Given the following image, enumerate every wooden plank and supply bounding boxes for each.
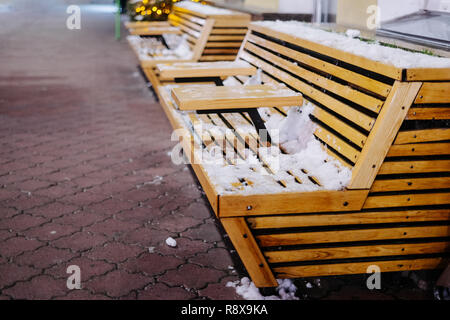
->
[156,61,256,80]
[173,12,206,26]
[218,190,369,217]
[245,34,392,98]
[209,35,246,41]
[415,82,450,104]
[406,107,450,120]
[205,42,243,48]
[221,217,278,287]
[257,225,449,247]
[170,14,203,32]
[213,19,250,28]
[239,51,375,131]
[211,28,248,35]
[244,42,384,113]
[386,142,450,157]
[274,257,447,278]
[125,21,170,29]
[157,85,220,214]
[247,209,450,229]
[348,81,423,189]
[265,242,450,263]
[249,24,403,80]
[176,22,201,39]
[394,128,450,144]
[171,84,302,111]
[407,68,450,81]
[312,108,368,149]
[199,55,237,61]
[202,48,239,54]
[378,160,450,175]
[142,67,161,89]
[371,177,450,192]
[130,27,181,36]
[363,192,450,209]
[314,126,360,163]
[140,57,196,69]
[239,51,376,132]
[192,19,215,61]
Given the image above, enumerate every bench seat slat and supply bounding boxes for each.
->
[171,84,302,111]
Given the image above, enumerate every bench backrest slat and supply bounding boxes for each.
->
[167,4,251,62]
[231,24,428,181]
[231,23,450,190]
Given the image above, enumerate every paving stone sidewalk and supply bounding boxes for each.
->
[0,0,439,300]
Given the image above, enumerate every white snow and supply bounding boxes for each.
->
[158,60,252,71]
[165,237,177,247]
[345,29,361,38]
[244,69,262,85]
[253,20,450,69]
[175,1,236,15]
[200,101,352,195]
[226,277,299,300]
[127,34,193,61]
[162,70,351,195]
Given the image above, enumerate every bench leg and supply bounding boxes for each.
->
[221,217,278,288]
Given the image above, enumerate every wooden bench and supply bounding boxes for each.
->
[126,2,250,65]
[155,21,450,288]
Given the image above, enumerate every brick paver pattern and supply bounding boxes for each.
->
[0,0,438,300]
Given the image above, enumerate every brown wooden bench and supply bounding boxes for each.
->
[126,2,250,67]
[155,21,450,288]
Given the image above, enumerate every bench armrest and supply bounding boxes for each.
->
[171,84,302,111]
[156,61,257,80]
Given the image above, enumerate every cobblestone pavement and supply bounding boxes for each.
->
[0,0,440,300]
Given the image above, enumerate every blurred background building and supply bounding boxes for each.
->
[207,0,449,51]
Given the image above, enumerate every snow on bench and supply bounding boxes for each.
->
[253,20,450,69]
[156,61,256,80]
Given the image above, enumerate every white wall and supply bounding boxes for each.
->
[378,0,450,22]
[278,0,315,13]
[378,0,425,22]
